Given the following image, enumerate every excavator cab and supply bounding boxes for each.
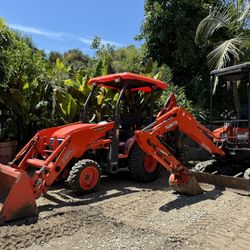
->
[210,63,250,167]
[192,63,250,191]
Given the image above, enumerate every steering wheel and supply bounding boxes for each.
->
[101,114,112,122]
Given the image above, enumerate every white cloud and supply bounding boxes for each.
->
[100,39,123,47]
[9,24,63,38]
[9,23,123,47]
[78,37,93,45]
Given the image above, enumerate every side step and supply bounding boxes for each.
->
[190,171,250,192]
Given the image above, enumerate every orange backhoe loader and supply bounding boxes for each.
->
[0,73,167,223]
[1,65,249,223]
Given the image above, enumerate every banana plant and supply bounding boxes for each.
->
[55,90,77,123]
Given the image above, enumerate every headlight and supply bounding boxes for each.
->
[50,137,64,145]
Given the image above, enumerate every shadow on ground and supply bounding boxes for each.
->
[1,170,170,226]
[159,188,224,212]
[3,170,227,226]
[39,170,170,213]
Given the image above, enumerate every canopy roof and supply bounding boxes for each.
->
[88,72,167,92]
[210,63,250,81]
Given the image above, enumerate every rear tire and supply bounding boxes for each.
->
[128,143,159,182]
[67,159,101,194]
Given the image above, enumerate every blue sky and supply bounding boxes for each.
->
[0,0,145,54]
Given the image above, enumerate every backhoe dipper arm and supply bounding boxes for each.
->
[135,94,224,195]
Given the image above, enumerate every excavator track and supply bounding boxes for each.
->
[190,160,250,192]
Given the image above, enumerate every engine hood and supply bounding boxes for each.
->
[52,123,101,138]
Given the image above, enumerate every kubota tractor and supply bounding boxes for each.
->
[2,65,250,223]
[0,73,167,223]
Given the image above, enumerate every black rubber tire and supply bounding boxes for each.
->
[67,159,101,194]
[128,143,160,182]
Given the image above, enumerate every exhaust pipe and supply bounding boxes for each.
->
[0,164,38,223]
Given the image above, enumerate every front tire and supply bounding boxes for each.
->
[67,159,101,194]
[128,143,159,182]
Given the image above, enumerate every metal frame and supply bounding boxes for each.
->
[108,82,127,172]
[82,82,98,122]
[248,71,250,140]
[209,63,250,147]
[210,76,213,131]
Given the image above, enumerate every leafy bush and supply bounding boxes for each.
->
[0,19,203,144]
[159,84,206,122]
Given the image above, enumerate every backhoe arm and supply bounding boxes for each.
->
[135,94,224,195]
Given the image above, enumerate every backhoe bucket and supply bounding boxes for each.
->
[169,174,203,195]
[0,164,38,223]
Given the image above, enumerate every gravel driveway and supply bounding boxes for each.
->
[0,171,250,250]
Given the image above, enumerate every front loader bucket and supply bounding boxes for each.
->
[169,174,203,195]
[0,164,38,223]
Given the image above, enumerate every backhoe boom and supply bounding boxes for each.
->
[135,94,224,194]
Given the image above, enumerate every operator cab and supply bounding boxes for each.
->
[85,72,167,139]
[210,63,250,160]
[83,72,167,172]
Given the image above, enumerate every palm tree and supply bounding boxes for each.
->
[195,0,250,111]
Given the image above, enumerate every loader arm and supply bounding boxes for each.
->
[135,94,224,194]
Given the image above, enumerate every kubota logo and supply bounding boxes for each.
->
[62,149,72,163]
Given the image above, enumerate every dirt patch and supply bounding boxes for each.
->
[0,172,250,249]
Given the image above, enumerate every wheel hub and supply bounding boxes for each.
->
[79,166,99,190]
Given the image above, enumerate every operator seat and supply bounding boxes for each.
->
[120,112,141,141]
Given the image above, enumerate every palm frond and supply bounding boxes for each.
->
[195,7,232,44]
[237,2,250,26]
[207,36,244,70]
[207,36,245,93]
